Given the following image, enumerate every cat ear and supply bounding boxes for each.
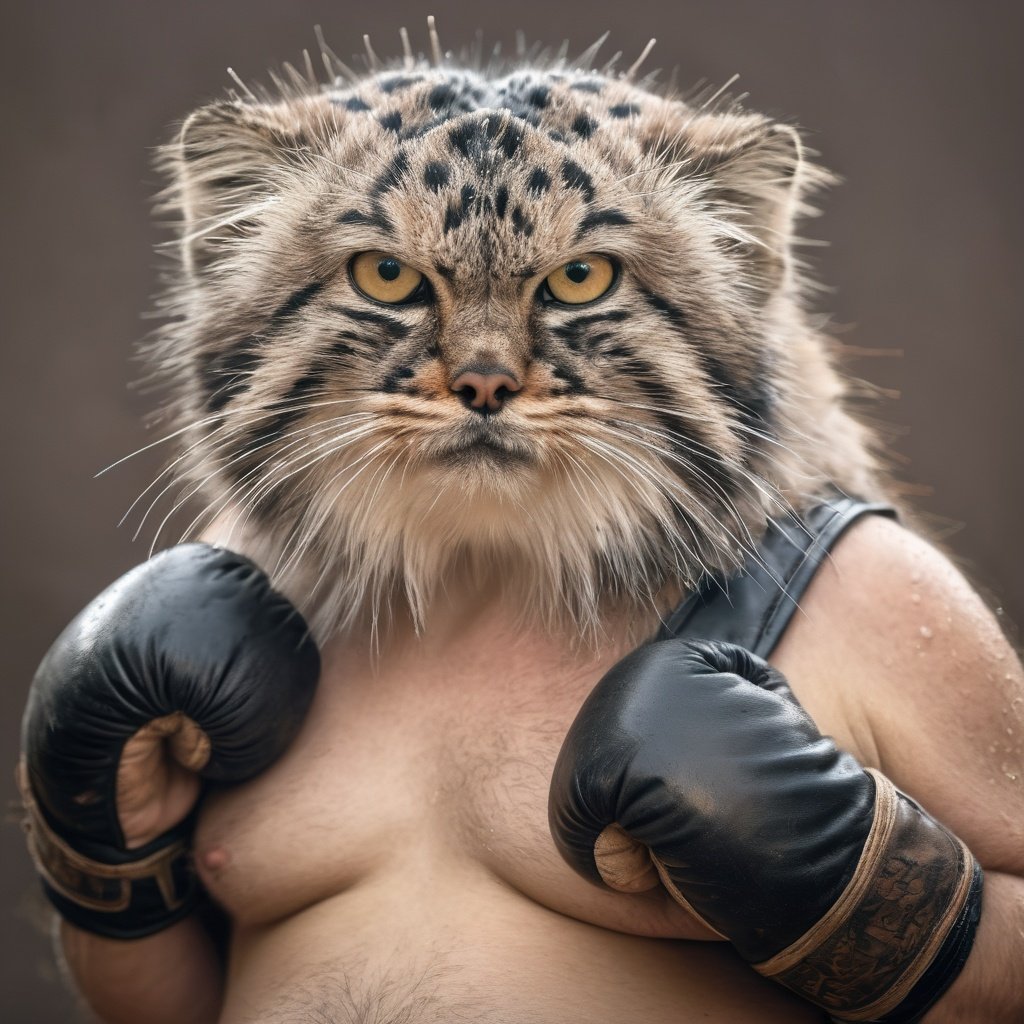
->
[169,100,309,277]
[654,111,818,299]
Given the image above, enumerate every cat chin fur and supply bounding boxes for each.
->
[206,449,773,648]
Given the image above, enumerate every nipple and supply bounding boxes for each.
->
[199,845,231,873]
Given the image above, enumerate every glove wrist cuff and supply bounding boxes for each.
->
[19,761,199,939]
[754,769,981,1021]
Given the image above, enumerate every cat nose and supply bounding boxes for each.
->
[450,367,522,415]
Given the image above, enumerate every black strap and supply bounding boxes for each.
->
[657,491,898,658]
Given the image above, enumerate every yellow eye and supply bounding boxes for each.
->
[543,255,617,305]
[350,251,424,304]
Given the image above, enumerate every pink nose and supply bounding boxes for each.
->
[450,369,522,414]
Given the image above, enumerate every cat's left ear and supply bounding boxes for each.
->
[652,111,820,299]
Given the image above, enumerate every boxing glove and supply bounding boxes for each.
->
[19,543,320,940]
[549,639,982,1023]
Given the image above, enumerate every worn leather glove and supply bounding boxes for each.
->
[549,639,982,1023]
[19,543,320,939]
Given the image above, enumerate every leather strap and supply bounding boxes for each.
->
[658,490,898,657]
[18,759,199,939]
[753,770,978,1020]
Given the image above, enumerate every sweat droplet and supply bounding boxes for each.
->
[919,626,934,639]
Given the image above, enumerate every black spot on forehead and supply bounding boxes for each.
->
[443,204,464,234]
[378,110,403,133]
[527,167,552,194]
[447,119,482,158]
[371,150,410,196]
[428,82,470,113]
[495,118,524,159]
[511,205,534,237]
[608,103,641,118]
[423,161,450,192]
[494,184,509,219]
[398,116,446,141]
[561,159,596,203]
[527,85,551,108]
[443,183,478,234]
[570,79,604,94]
[571,114,599,140]
[341,96,371,112]
[379,74,424,94]
[446,113,524,164]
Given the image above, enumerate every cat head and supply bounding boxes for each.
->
[151,38,872,639]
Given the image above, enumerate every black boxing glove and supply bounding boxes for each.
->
[549,639,982,1023]
[19,543,320,940]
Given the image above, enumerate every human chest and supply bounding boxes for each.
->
[193,595,863,939]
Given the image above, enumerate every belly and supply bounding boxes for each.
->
[218,866,823,1023]
[193,604,844,1023]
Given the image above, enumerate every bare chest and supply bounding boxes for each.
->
[194,601,863,938]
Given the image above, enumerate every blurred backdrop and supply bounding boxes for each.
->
[2,1,1021,1019]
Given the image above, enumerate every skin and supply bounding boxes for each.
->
[60,513,1024,1023]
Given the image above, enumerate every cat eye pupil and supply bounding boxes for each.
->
[351,251,425,304]
[377,258,402,282]
[541,254,616,306]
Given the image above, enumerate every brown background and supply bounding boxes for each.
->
[1,1,1021,1019]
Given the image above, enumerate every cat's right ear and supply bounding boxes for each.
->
[167,100,306,279]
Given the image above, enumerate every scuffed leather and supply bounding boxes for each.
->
[549,639,878,963]
[549,639,982,1020]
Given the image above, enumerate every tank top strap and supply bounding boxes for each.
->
[656,490,898,659]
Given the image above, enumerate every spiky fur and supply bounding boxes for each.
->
[144,30,886,643]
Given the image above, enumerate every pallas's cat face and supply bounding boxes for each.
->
[151,41,875,638]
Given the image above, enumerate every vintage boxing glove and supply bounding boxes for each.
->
[549,639,982,1023]
[19,543,320,940]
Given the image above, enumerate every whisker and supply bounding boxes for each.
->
[132,411,373,542]
[150,418,378,554]
[121,405,372,531]
[593,425,796,594]
[213,423,381,547]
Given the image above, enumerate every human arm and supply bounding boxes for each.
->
[548,513,1024,1021]
[19,544,320,1023]
[772,515,1024,1022]
[60,918,224,1024]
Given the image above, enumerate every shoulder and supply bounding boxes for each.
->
[772,512,1024,872]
